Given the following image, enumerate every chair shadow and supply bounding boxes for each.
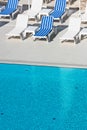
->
[69,7,79,14]
[0,21,9,27]
[64,7,79,22]
[50,25,68,42]
[70,0,77,5]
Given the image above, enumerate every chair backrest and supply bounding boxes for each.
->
[40,16,53,30]
[54,0,66,11]
[68,17,81,32]
[6,0,19,9]
[31,0,43,12]
[15,14,28,28]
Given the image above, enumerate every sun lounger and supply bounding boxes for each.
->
[50,0,66,21]
[33,16,54,42]
[0,0,19,19]
[6,14,28,39]
[24,0,43,20]
[38,0,67,22]
[60,17,81,44]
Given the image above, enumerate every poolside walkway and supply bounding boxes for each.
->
[0,1,87,68]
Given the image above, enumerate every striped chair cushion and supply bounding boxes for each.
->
[49,0,66,19]
[34,29,52,36]
[50,10,65,18]
[40,16,53,30]
[0,8,16,15]
[0,0,19,15]
[54,0,66,11]
[6,0,18,9]
[34,16,53,37]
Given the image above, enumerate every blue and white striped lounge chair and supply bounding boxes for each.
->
[0,0,19,19]
[50,0,66,21]
[38,0,67,22]
[33,16,53,42]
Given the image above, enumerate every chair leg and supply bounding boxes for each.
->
[74,35,80,44]
[60,39,63,43]
[35,15,39,22]
[74,36,78,44]
[60,17,64,23]
[79,34,82,41]
[20,33,25,40]
[10,14,13,20]
[22,31,26,39]
[48,35,50,42]
[48,31,53,42]
[33,37,36,41]
[53,27,57,35]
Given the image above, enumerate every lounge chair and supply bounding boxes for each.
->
[81,3,87,23]
[24,0,43,20]
[60,17,81,44]
[50,0,66,21]
[0,0,19,19]
[6,14,28,39]
[33,16,54,42]
[38,0,67,22]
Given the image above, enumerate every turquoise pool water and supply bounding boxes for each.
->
[0,63,87,130]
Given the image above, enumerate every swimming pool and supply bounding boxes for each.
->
[0,63,87,130]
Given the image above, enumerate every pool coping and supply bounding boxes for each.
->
[0,59,87,69]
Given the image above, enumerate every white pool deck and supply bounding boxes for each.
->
[0,1,87,68]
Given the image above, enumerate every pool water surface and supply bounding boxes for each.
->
[0,63,87,130]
